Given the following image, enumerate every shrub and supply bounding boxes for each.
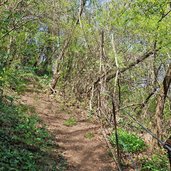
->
[109,129,146,153]
[141,154,169,171]
[0,101,66,170]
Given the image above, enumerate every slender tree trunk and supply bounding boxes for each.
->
[97,30,104,116]
[112,95,122,170]
[50,0,86,93]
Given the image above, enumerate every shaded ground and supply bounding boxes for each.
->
[21,92,116,171]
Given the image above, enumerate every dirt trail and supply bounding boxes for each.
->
[21,92,116,171]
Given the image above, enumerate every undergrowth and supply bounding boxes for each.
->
[109,129,146,153]
[141,153,169,171]
[1,67,51,95]
[0,100,67,171]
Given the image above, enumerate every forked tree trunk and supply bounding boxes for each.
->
[152,63,171,147]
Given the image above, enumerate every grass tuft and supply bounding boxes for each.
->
[84,132,94,139]
[63,117,77,127]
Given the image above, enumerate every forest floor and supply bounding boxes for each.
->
[21,90,116,171]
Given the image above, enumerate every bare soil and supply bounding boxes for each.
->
[21,92,116,171]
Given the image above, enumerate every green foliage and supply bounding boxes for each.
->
[1,67,39,93]
[37,74,52,88]
[141,154,169,171]
[63,117,77,127]
[148,98,157,113]
[109,129,146,153]
[1,68,26,93]
[0,0,170,169]
[0,101,67,171]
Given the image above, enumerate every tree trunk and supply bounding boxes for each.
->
[153,63,171,147]
[165,136,171,169]
[50,0,86,93]
[88,50,158,93]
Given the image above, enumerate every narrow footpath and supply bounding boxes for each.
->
[21,92,116,171]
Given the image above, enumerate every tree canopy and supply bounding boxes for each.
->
[0,0,171,170]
